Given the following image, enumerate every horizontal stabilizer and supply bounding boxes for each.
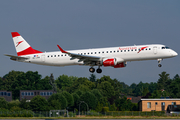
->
[4,54,29,61]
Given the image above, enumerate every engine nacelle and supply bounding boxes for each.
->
[103,58,117,67]
[114,62,127,68]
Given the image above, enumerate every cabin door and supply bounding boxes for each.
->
[153,46,157,54]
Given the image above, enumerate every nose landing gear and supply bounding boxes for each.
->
[157,59,162,67]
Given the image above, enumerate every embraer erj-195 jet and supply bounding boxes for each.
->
[5,32,178,73]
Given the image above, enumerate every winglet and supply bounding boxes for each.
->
[57,45,68,53]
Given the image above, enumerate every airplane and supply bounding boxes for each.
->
[5,32,178,73]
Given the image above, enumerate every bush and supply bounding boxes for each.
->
[0,109,33,117]
[103,111,165,116]
[68,112,76,117]
[102,107,109,112]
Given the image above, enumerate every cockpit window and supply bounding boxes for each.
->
[162,46,170,49]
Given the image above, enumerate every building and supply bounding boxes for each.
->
[20,90,56,101]
[0,90,12,102]
[138,99,180,111]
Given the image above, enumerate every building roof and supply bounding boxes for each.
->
[140,99,180,101]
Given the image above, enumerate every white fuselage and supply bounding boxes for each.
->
[20,44,177,67]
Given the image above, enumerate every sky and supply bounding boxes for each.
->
[0,0,180,85]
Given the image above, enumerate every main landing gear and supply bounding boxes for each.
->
[89,67,102,73]
[157,59,162,67]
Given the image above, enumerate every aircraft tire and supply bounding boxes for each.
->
[89,67,95,73]
[158,64,162,67]
[96,68,102,73]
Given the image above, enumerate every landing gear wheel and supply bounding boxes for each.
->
[89,67,95,73]
[158,64,162,67]
[96,68,102,73]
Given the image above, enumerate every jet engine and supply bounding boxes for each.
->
[103,58,117,66]
[113,62,127,68]
[102,58,126,68]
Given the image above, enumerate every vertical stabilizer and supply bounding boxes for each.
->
[11,32,42,56]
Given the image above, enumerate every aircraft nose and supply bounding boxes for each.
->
[172,51,178,56]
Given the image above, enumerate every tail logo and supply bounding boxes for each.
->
[16,41,23,47]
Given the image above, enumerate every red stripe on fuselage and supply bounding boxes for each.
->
[17,47,43,56]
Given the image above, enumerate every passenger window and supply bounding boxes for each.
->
[128,50,130,52]
[54,55,56,57]
[117,50,119,52]
[149,48,151,50]
[91,52,93,54]
[131,50,133,51]
[107,51,108,53]
[114,51,116,53]
[88,53,89,54]
[48,56,49,58]
[84,53,86,55]
[99,52,100,54]
[124,50,126,52]
[102,51,104,53]
[58,55,60,57]
[51,55,53,57]
[61,55,63,56]
[121,50,123,52]
[135,49,137,51]
[95,52,96,54]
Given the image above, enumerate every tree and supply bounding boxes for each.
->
[49,74,57,92]
[89,74,96,82]
[74,90,84,97]
[55,75,78,91]
[0,97,8,109]
[72,93,79,109]
[133,81,150,96]
[97,81,114,99]
[95,102,103,112]
[48,93,67,109]
[157,71,170,90]
[62,91,74,107]
[109,103,116,111]
[29,95,49,111]
[1,70,52,100]
[8,99,20,110]
[68,77,95,93]
[149,90,161,98]
[142,87,149,96]
[79,91,97,111]
[19,98,30,110]
[91,89,103,101]
[115,96,133,111]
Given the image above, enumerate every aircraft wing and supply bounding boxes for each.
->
[4,54,29,61]
[57,45,103,65]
